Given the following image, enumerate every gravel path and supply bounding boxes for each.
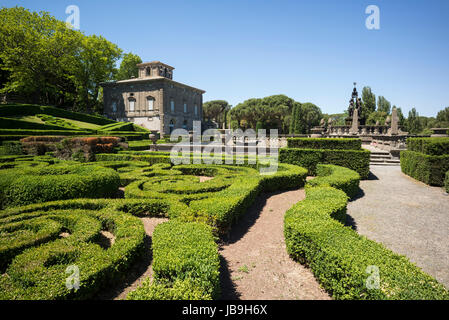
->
[219,189,330,300]
[347,166,449,289]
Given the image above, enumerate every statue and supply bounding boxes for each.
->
[320,118,325,126]
[348,99,354,117]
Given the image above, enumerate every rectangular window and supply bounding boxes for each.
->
[170,100,175,112]
[194,105,198,116]
[148,99,154,111]
[112,102,117,113]
[129,100,135,112]
[184,103,187,113]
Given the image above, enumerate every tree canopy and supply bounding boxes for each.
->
[0,6,122,113]
[116,52,142,81]
[228,95,321,134]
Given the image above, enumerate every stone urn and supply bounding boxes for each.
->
[149,130,160,151]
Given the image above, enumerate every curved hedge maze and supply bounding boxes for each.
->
[0,155,307,299]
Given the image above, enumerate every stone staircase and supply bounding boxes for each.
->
[369,150,401,166]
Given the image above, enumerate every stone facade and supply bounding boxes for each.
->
[101,61,205,134]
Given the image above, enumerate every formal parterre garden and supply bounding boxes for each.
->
[0,106,448,300]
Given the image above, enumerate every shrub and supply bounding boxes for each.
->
[1,141,23,155]
[0,164,120,208]
[279,148,370,179]
[99,122,135,132]
[0,129,92,137]
[284,177,449,299]
[127,140,151,151]
[36,114,79,130]
[400,150,449,186]
[307,164,360,199]
[407,137,449,156]
[0,208,145,299]
[0,104,114,126]
[127,220,220,300]
[287,138,362,150]
[0,116,71,130]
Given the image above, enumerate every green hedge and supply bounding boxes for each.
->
[127,140,151,151]
[0,104,114,125]
[287,138,362,150]
[0,208,145,299]
[0,117,73,130]
[279,148,370,179]
[36,114,80,130]
[400,150,449,186]
[127,221,220,300]
[0,129,92,137]
[407,137,449,156]
[284,166,449,300]
[99,122,135,132]
[0,164,120,208]
[307,164,360,199]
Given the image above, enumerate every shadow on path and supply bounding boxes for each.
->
[218,255,240,300]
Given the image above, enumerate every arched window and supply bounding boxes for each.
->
[194,104,198,116]
[147,96,154,111]
[169,119,175,133]
[146,67,151,76]
[111,101,117,113]
[170,99,175,113]
[183,102,187,113]
[128,98,136,112]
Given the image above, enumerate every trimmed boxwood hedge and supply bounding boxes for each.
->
[127,220,220,300]
[0,129,93,136]
[287,138,362,150]
[0,208,145,299]
[307,164,360,199]
[99,122,135,132]
[284,165,449,300]
[0,104,114,126]
[400,150,449,186]
[279,147,370,179]
[0,117,72,131]
[0,164,120,208]
[407,137,449,156]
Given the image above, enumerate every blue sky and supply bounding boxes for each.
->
[2,0,449,117]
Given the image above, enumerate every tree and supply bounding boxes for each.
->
[366,111,388,125]
[301,103,322,133]
[361,86,376,124]
[377,96,391,114]
[0,7,122,111]
[116,52,142,81]
[203,100,231,128]
[0,7,82,105]
[72,35,122,112]
[437,107,449,122]
[405,108,422,134]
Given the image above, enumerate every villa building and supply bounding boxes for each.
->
[101,61,205,134]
